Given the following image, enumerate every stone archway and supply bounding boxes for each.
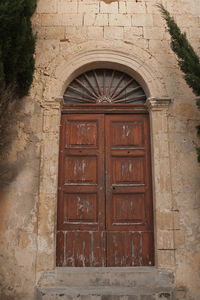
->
[36,47,174,276]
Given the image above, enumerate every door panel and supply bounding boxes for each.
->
[63,193,98,223]
[64,155,98,184]
[65,119,98,148]
[57,114,105,266]
[105,115,154,266]
[112,156,145,184]
[65,231,106,267]
[111,121,144,148]
[57,113,154,267]
[111,193,145,224]
[107,231,154,267]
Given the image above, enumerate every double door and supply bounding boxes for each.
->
[57,113,154,267]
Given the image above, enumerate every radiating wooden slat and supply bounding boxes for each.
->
[67,85,96,101]
[113,85,141,101]
[110,73,125,97]
[83,73,99,97]
[93,70,102,96]
[107,70,115,97]
[112,78,134,99]
[75,78,98,99]
[114,94,146,103]
[64,94,95,103]
[103,70,106,96]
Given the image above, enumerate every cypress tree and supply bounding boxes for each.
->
[0,0,36,186]
[0,0,36,97]
[157,4,200,162]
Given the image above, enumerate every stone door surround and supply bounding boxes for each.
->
[35,49,174,278]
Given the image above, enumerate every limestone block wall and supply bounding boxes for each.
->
[0,0,199,299]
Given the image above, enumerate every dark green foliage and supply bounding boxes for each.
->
[0,0,36,185]
[196,96,200,161]
[157,4,200,162]
[196,98,200,110]
[196,146,200,163]
[196,99,200,136]
[0,48,4,88]
[157,4,200,97]
[0,0,36,97]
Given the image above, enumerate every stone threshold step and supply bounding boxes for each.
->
[36,286,175,300]
[38,267,174,289]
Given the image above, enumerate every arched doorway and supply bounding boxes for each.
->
[56,69,154,267]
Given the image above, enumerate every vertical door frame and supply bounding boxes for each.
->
[147,97,175,270]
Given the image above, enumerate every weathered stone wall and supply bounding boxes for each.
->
[0,98,42,299]
[0,0,200,299]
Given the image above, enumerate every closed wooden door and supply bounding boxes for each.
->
[57,113,154,267]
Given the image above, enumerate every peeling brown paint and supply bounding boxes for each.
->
[20,232,31,249]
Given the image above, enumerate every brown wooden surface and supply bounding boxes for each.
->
[105,115,154,266]
[57,113,154,267]
[62,104,148,115]
[57,114,105,266]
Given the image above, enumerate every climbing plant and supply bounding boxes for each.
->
[157,4,200,162]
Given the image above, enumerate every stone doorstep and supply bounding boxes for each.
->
[36,286,175,300]
[36,267,175,299]
[38,267,175,289]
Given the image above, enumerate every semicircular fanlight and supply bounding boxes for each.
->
[64,69,146,104]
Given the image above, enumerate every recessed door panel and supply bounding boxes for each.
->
[64,156,97,184]
[112,157,145,184]
[111,121,144,148]
[63,193,98,223]
[111,193,145,224]
[65,120,98,148]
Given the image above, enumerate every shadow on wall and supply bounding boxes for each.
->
[0,94,41,190]
[103,0,118,3]
[0,87,23,189]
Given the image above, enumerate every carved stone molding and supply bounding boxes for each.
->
[146,97,171,112]
[52,46,167,99]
